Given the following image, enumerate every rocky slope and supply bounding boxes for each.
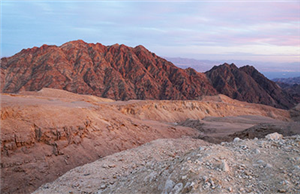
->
[34,134,300,194]
[0,40,217,100]
[205,63,295,109]
[0,40,296,109]
[1,89,298,193]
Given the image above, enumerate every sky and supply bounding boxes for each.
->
[1,0,300,72]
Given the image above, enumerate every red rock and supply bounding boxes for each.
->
[205,63,295,109]
[0,40,217,100]
[0,40,296,109]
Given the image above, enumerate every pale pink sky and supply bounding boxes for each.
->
[2,0,300,65]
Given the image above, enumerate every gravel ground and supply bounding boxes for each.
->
[34,133,300,194]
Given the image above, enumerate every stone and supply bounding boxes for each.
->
[257,160,265,164]
[170,183,183,194]
[254,149,261,154]
[265,133,283,141]
[278,189,287,193]
[265,163,273,168]
[221,160,230,172]
[163,179,175,194]
[233,137,241,142]
[100,184,106,189]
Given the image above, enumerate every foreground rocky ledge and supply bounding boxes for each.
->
[35,133,300,194]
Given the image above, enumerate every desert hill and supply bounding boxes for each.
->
[0,40,295,109]
[1,88,299,193]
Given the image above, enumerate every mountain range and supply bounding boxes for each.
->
[273,77,300,103]
[0,40,296,109]
[166,57,300,78]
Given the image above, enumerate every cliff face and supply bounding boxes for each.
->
[205,63,295,109]
[0,40,296,109]
[0,40,217,100]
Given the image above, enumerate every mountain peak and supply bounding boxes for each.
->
[209,63,238,72]
[135,45,146,50]
[0,41,217,101]
[60,39,88,48]
[222,63,238,69]
[239,65,260,76]
[69,39,87,44]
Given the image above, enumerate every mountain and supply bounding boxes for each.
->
[272,77,300,103]
[205,63,295,109]
[167,57,300,78]
[272,76,300,85]
[0,40,217,100]
[0,40,296,109]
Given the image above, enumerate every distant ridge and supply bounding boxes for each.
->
[272,76,300,85]
[0,40,296,109]
[272,77,300,103]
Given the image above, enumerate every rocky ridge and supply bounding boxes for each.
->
[0,40,295,109]
[205,64,295,109]
[273,76,300,85]
[273,77,300,103]
[0,40,217,101]
[34,133,300,194]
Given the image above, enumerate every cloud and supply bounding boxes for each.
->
[1,1,299,64]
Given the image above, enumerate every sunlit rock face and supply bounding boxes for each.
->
[0,40,217,101]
